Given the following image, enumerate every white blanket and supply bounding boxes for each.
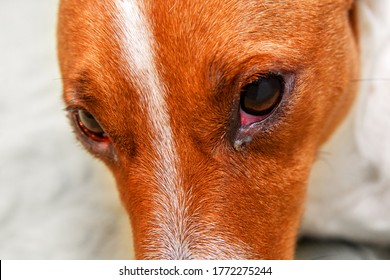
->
[0,0,132,259]
[302,0,390,245]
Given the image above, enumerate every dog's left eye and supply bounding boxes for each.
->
[74,109,109,142]
[239,74,284,125]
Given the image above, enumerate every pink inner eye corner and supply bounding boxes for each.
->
[240,109,268,126]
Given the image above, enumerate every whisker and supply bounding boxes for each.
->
[351,78,390,83]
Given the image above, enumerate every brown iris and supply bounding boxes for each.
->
[240,75,284,116]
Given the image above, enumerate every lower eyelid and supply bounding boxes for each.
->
[240,108,269,126]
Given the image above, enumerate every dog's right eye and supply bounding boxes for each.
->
[74,109,109,142]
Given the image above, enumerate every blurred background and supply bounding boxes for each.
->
[0,0,133,259]
[0,0,389,259]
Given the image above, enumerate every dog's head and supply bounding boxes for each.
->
[58,0,359,259]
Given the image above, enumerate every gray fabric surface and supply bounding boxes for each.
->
[296,238,390,260]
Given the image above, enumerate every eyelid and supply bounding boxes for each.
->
[64,105,81,114]
[240,108,269,126]
[64,98,92,113]
[63,84,100,111]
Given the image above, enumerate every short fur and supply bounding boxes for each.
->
[58,0,359,259]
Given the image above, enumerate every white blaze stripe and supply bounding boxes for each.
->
[113,0,256,259]
[114,0,191,258]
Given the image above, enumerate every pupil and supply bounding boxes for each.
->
[240,76,283,116]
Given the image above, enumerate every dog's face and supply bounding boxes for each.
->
[58,0,358,259]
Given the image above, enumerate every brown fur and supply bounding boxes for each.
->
[58,0,359,259]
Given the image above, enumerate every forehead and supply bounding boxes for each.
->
[58,0,349,112]
[59,0,347,68]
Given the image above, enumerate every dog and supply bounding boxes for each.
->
[57,0,359,259]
